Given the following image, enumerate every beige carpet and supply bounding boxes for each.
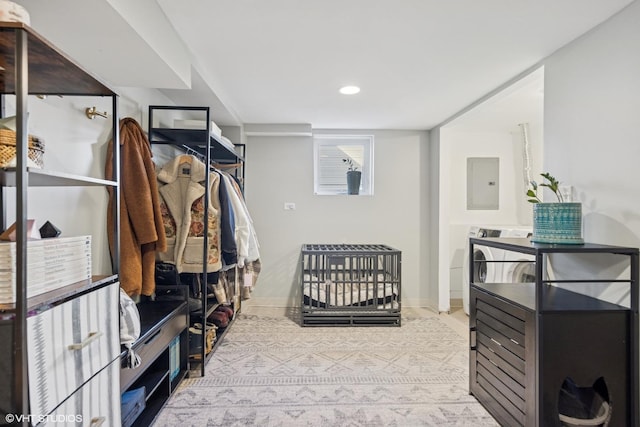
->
[151,307,498,426]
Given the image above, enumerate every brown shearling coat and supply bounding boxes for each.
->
[106,117,167,296]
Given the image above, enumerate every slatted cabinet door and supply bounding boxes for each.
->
[470,287,536,426]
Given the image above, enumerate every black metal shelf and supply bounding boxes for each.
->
[148,105,244,164]
[472,282,629,313]
[471,237,639,256]
[149,128,244,163]
[135,369,169,403]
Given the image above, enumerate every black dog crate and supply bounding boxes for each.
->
[300,244,401,326]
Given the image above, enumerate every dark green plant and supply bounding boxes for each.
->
[526,172,564,203]
[342,158,358,172]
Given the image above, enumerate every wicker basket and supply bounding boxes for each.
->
[0,128,45,168]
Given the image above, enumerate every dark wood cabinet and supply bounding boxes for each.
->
[120,300,189,427]
[469,237,638,427]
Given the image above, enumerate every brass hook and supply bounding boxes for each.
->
[85,106,108,120]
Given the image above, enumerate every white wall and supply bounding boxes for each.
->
[542,1,640,311]
[432,63,545,311]
[445,129,542,226]
[542,2,640,411]
[544,1,640,248]
[243,128,431,307]
[442,126,543,299]
[3,87,174,276]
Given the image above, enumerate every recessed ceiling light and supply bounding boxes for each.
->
[339,85,360,95]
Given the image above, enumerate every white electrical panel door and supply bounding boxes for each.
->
[467,157,499,210]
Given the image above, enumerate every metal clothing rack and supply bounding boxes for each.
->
[181,143,245,194]
[180,144,206,163]
[148,105,244,376]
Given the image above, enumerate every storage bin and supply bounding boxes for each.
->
[121,386,146,427]
[0,129,44,168]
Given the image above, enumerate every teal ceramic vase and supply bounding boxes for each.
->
[532,202,584,244]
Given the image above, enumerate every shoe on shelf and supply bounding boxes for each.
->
[207,310,229,328]
[215,305,234,319]
[189,323,204,355]
[188,297,202,314]
[189,322,218,357]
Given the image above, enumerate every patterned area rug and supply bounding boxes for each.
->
[152,311,498,426]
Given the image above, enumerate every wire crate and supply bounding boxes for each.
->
[300,244,401,326]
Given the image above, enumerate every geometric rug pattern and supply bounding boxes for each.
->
[152,312,498,426]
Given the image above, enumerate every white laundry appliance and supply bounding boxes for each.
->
[462,225,511,315]
[500,228,536,283]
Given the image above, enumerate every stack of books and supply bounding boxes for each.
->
[0,235,91,303]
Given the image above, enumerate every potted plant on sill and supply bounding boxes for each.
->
[343,158,361,195]
[526,172,583,244]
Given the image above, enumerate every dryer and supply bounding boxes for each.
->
[462,225,510,315]
[501,228,536,283]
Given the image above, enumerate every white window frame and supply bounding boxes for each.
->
[313,134,374,196]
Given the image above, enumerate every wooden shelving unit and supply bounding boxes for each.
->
[0,22,121,425]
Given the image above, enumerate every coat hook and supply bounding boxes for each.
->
[85,106,108,120]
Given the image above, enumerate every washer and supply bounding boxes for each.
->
[462,225,509,315]
[501,228,536,283]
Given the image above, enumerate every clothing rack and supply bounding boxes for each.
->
[180,143,244,191]
[148,105,245,377]
[180,144,207,164]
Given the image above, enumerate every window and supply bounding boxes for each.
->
[313,134,374,195]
